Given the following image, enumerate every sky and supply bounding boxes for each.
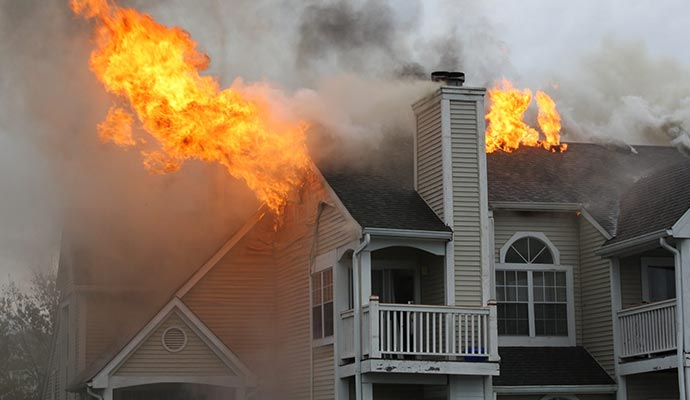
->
[1,0,689,285]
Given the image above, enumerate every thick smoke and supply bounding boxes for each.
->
[2,0,690,287]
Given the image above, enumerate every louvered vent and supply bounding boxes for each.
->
[161,326,187,353]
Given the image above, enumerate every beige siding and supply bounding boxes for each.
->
[620,256,642,307]
[312,345,334,400]
[183,214,277,386]
[627,370,679,400]
[115,312,230,376]
[493,211,582,342]
[185,173,357,399]
[579,217,615,376]
[450,99,484,306]
[415,98,445,219]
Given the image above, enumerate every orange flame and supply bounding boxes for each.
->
[485,79,566,153]
[71,0,310,213]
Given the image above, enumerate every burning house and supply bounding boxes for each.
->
[40,1,690,400]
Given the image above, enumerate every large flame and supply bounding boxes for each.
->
[71,0,310,213]
[485,79,567,153]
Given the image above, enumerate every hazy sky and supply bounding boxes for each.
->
[1,0,689,285]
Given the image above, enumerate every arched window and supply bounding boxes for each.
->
[495,232,573,345]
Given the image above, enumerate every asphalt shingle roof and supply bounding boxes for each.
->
[322,171,450,232]
[494,346,615,387]
[610,158,690,243]
[487,143,687,236]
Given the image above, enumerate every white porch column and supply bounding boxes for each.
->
[610,257,626,400]
[448,376,486,400]
[362,382,373,400]
[360,251,372,306]
[335,378,349,400]
[680,238,690,397]
[102,388,113,400]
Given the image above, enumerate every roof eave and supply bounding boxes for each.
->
[362,227,452,241]
[597,229,671,257]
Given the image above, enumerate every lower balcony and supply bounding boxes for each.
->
[339,297,499,375]
[617,298,679,375]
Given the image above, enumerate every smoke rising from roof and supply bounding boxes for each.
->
[1,0,690,286]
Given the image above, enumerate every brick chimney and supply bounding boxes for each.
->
[411,73,491,307]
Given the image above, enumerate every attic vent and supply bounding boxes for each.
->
[161,326,187,353]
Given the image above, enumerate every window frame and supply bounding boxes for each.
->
[496,232,576,347]
[312,253,335,347]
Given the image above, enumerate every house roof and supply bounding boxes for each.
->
[494,346,615,387]
[488,143,687,236]
[322,170,451,233]
[608,158,690,244]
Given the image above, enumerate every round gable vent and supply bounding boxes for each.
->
[161,326,187,353]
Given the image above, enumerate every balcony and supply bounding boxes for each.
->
[339,297,499,365]
[618,299,677,359]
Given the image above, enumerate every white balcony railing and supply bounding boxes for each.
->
[340,297,499,362]
[618,299,676,359]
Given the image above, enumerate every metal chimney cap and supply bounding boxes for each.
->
[431,71,465,86]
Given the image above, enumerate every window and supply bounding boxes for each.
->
[641,258,675,303]
[496,233,573,344]
[312,269,333,340]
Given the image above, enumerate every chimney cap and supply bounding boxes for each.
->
[431,71,465,86]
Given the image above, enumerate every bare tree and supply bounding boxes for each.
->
[0,270,59,400]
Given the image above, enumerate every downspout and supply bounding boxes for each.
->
[660,237,686,400]
[353,233,371,400]
[86,385,104,400]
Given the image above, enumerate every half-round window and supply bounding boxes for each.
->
[504,236,554,264]
[162,326,187,353]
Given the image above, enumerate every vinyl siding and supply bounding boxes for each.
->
[579,217,614,376]
[450,99,484,307]
[620,256,643,307]
[114,312,231,376]
[415,98,444,219]
[493,211,582,342]
[183,214,278,389]
[627,370,679,400]
[312,345,335,400]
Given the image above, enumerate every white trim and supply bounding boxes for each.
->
[108,375,245,389]
[540,396,579,400]
[493,385,616,394]
[313,251,336,274]
[672,207,690,238]
[176,207,266,297]
[337,359,499,377]
[499,232,561,265]
[91,298,256,389]
[640,257,675,302]
[441,96,455,306]
[311,165,363,238]
[361,227,452,241]
[476,96,492,306]
[618,353,678,375]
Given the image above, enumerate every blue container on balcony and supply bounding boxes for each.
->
[465,347,488,362]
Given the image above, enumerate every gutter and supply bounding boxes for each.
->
[361,227,452,240]
[353,234,371,400]
[596,229,669,257]
[660,237,687,400]
[86,385,103,400]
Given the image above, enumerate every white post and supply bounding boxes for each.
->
[487,300,499,362]
[369,296,380,359]
[103,388,113,400]
[610,258,626,400]
[362,382,373,400]
[360,251,372,306]
[679,239,690,397]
